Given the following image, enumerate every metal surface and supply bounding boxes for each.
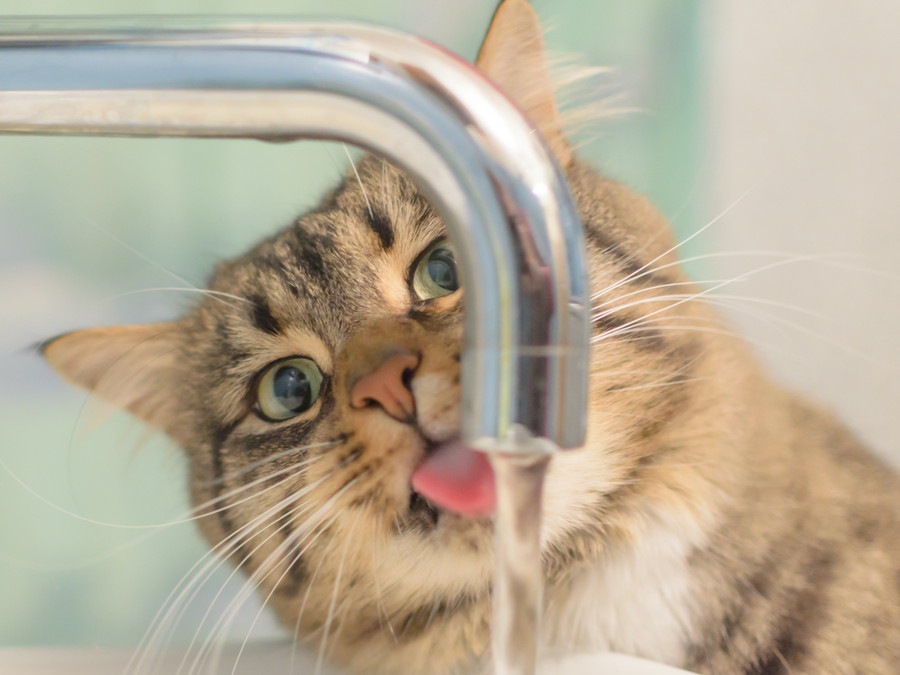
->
[0,19,589,449]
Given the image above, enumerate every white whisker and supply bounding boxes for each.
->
[178,484,334,675]
[83,215,199,290]
[207,440,339,487]
[99,286,251,309]
[230,513,339,675]
[591,185,757,302]
[344,144,374,221]
[381,158,388,212]
[186,475,361,675]
[130,470,331,674]
[314,514,358,675]
[592,253,843,348]
[0,436,334,533]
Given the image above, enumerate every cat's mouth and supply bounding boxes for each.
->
[409,439,496,518]
[399,439,496,533]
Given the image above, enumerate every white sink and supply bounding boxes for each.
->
[0,643,697,674]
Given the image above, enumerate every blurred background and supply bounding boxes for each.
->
[0,0,897,653]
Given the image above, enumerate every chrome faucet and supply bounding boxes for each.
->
[0,18,590,674]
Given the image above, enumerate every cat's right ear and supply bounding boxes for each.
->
[476,0,573,167]
[41,323,182,435]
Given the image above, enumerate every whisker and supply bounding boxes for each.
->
[186,475,361,675]
[1,449,326,585]
[99,286,251,309]
[177,482,337,675]
[80,214,241,310]
[591,292,702,321]
[594,278,725,306]
[202,489,355,674]
[591,185,757,301]
[290,532,331,670]
[205,439,339,487]
[591,250,854,302]
[693,293,829,322]
[370,510,398,644]
[0,436,334,532]
[210,512,339,675]
[344,144,375,221]
[591,253,845,348]
[186,450,323,519]
[131,513,276,674]
[710,302,900,373]
[592,320,791,359]
[593,276,831,326]
[177,507,317,675]
[288,475,366,667]
[595,279,900,373]
[381,158,388,213]
[130,471,331,674]
[598,375,712,393]
[83,215,198,289]
[314,514,358,675]
[229,513,339,675]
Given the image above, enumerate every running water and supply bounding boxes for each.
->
[489,451,552,675]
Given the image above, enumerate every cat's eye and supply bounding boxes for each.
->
[256,357,324,421]
[413,239,460,300]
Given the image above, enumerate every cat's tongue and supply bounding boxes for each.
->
[411,441,495,517]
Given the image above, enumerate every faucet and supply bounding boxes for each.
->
[0,18,590,674]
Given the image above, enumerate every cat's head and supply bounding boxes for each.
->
[43,1,725,672]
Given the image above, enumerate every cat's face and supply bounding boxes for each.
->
[42,1,722,672]
[180,157,497,615]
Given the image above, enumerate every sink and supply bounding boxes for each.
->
[0,643,698,674]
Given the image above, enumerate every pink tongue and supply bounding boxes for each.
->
[411,441,496,517]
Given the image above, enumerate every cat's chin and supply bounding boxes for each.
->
[407,489,441,530]
[399,494,494,552]
[394,482,493,547]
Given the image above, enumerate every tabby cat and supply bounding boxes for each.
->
[42,1,900,673]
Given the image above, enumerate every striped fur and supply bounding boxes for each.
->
[42,1,899,674]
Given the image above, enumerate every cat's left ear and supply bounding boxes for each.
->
[476,0,573,167]
[41,323,182,436]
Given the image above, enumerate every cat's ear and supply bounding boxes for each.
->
[476,0,572,167]
[41,323,182,434]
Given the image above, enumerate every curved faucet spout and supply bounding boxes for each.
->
[0,18,589,450]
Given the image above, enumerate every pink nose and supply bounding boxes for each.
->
[350,352,420,422]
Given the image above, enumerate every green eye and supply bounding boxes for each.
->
[256,357,323,421]
[413,239,460,300]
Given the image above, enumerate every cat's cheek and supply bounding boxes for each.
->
[540,415,636,546]
[412,372,460,441]
[311,413,427,513]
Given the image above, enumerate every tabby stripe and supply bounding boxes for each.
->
[744,550,837,675]
[210,420,255,566]
[278,509,307,592]
[366,208,395,250]
[229,420,316,456]
[293,234,329,281]
[250,294,282,336]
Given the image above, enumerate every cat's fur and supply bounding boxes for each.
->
[42,1,900,673]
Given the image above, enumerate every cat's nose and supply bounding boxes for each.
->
[350,351,420,423]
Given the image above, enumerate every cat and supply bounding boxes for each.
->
[41,1,900,674]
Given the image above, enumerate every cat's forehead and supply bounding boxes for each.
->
[202,157,444,346]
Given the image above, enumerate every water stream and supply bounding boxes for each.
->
[489,452,552,675]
